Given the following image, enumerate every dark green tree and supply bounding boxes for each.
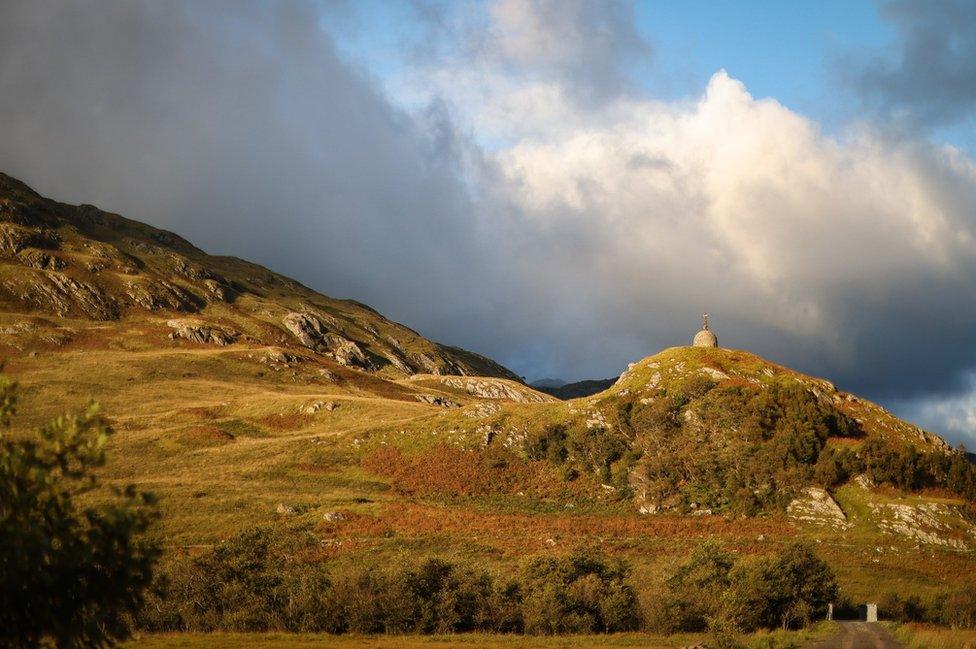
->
[724,542,837,631]
[0,376,159,648]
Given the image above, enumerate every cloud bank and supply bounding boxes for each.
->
[845,0,976,129]
[1,0,976,444]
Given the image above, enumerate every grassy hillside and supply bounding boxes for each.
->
[1,172,975,636]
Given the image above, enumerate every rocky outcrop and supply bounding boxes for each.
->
[787,487,851,529]
[0,224,60,255]
[435,377,553,403]
[282,312,371,368]
[167,319,237,345]
[17,249,67,270]
[124,279,201,312]
[14,271,119,320]
[302,400,338,414]
[868,502,972,549]
[326,333,369,368]
[282,312,330,351]
[415,394,461,408]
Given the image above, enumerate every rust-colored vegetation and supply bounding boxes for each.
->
[362,444,606,500]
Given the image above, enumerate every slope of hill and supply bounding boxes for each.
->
[0,172,517,380]
[409,345,969,514]
[2,172,975,617]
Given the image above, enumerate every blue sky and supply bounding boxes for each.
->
[335,1,976,152]
[333,2,888,125]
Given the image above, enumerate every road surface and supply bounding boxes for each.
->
[806,621,902,648]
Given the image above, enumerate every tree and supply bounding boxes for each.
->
[0,376,159,648]
[724,542,837,631]
[520,551,638,634]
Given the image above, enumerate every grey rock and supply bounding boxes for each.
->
[415,394,461,408]
[167,319,237,345]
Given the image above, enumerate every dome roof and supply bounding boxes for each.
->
[692,313,718,348]
[693,328,718,348]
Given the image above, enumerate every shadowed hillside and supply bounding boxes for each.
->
[0,172,518,380]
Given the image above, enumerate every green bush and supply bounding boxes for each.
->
[0,376,159,648]
[661,541,837,633]
[520,551,639,634]
[143,532,640,636]
[664,541,734,632]
[629,381,862,513]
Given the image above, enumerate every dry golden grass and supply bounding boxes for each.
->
[895,623,976,649]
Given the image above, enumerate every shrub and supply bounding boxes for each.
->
[665,541,734,632]
[520,551,639,634]
[630,381,864,514]
[0,376,159,648]
[940,583,976,629]
[661,541,837,634]
[526,424,568,463]
[879,592,926,623]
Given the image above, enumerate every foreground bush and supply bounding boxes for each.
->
[653,541,837,634]
[520,552,639,633]
[141,531,638,635]
[0,376,159,648]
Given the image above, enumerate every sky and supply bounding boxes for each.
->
[1,0,976,446]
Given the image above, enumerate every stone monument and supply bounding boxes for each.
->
[692,313,718,348]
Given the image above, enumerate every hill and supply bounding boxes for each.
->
[0,172,517,380]
[535,377,616,399]
[1,172,974,627]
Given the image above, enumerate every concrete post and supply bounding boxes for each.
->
[866,603,878,622]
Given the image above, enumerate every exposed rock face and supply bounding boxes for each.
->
[281,312,372,368]
[0,223,59,255]
[303,400,338,414]
[787,487,852,529]
[167,319,237,346]
[435,376,554,403]
[700,367,730,381]
[326,333,369,368]
[262,349,303,366]
[868,502,973,549]
[16,271,119,320]
[18,249,67,270]
[124,279,201,312]
[282,312,330,351]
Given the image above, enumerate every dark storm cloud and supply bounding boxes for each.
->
[0,0,518,354]
[844,0,976,128]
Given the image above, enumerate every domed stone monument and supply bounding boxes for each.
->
[692,313,718,348]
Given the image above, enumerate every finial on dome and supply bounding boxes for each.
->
[693,313,718,348]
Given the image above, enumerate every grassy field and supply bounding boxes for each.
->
[123,625,834,649]
[894,623,976,648]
